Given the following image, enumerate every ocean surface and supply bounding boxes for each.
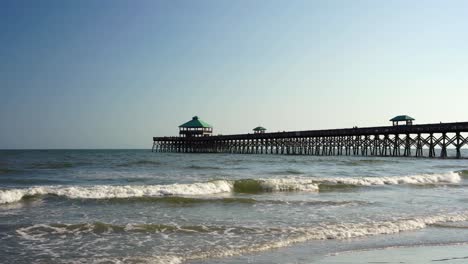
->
[1,149,468,263]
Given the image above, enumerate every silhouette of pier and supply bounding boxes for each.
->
[152,121,468,158]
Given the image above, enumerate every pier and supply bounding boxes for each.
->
[152,117,468,158]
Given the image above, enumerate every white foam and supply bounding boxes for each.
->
[14,211,468,263]
[184,212,468,261]
[314,171,461,186]
[0,180,233,204]
[257,171,461,191]
[0,189,31,204]
[258,178,320,192]
[302,212,468,240]
[67,255,183,264]
[0,172,460,204]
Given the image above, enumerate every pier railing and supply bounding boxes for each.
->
[152,122,468,158]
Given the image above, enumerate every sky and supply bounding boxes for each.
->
[1,0,467,149]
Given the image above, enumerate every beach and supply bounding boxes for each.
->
[320,244,468,264]
[1,149,467,263]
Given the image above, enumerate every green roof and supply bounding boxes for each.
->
[179,116,212,128]
[390,115,415,122]
[253,126,266,131]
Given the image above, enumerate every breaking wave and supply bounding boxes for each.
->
[181,212,468,262]
[15,212,468,264]
[0,172,461,204]
[179,213,468,262]
[0,181,233,204]
[457,170,468,179]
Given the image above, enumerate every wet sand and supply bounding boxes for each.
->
[318,244,468,264]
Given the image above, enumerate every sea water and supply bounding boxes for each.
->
[0,149,467,263]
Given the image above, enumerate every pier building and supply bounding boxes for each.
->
[253,126,267,134]
[391,115,415,126]
[178,116,213,137]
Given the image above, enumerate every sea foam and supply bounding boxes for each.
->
[315,171,461,186]
[16,211,468,264]
[0,180,233,204]
[183,212,468,261]
[0,171,461,204]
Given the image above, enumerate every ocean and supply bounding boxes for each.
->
[1,149,468,263]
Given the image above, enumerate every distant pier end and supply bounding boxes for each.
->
[152,116,468,159]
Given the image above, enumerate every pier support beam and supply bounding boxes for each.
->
[440,133,448,159]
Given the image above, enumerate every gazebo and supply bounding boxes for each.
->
[390,115,415,126]
[179,116,213,137]
[253,126,267,134]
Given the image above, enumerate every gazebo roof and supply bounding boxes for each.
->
[253,126,267,131]
[179,116,212,128]
[390,115,415,122]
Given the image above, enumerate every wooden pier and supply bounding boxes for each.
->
[152,122,468,158]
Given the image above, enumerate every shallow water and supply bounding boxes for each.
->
[0,149,467,263]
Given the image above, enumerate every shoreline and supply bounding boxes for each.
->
[319,243,468,263]
[194,226,468,264]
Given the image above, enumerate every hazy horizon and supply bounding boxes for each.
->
[2,0,468,149]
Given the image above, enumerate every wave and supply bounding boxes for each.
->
[181,213,468,260]
[234,171,461,193]
[185,165,222,170]
[317,183,361,192]
[15,222,288,240]
[103,196,258,205]
[270,169,304,175]
[342,159,400,166]
[317,171,460,186]
[15,212,468,264]
[233,178,320,193]
[16,222,262,236]
[0,180,233,204]
[30,162,76,169]
[93,196,364,207]
[0,168,18,174]
[431,222,468,229]
[0,172,461,204]
[16,213,468,239]
[72,256,183,264]
[457,170,468,178]
[0,177,65,185]
[184,212,468,262]
[116,160,163,167]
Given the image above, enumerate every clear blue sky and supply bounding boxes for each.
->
[1,0,467,149]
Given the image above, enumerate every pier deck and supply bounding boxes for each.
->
[152,122,468,158]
